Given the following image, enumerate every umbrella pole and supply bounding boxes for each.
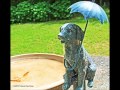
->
[81,20,88,45]
[84,20,88,35]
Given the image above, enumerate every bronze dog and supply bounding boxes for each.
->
[58,23,96,90]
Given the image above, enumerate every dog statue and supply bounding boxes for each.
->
[58,23,96,90]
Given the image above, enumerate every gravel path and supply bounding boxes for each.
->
[69,56,110,90]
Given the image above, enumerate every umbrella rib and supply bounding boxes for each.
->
[86,2,94,19]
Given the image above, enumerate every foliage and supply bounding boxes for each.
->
[11,0,46,6]
[11,6,17,23]
[30,2,51,22]
[11,0,72,23]
[11,0,109,23]
[11,0,26,6]
[11,1,32,23]
[50,0,71,20]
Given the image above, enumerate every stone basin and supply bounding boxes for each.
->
[11,53,65,90]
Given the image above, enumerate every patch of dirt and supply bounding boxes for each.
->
[69,56,110,90]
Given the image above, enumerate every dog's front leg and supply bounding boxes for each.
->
[62,59,72,90]
[75,60,86,90]
[62,70,71,90]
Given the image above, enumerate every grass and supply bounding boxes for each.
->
[11,17,109,56]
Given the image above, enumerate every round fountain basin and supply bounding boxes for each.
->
[11,53,65,90]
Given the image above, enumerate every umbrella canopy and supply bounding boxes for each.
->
[69,1,108,24]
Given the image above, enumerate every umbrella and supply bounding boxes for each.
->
[69,1,109,43]
[69,1,108,24]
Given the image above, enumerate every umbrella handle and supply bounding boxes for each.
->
[81,20,88,45]
[84,20,88,34]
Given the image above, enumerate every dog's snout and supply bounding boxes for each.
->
[58,33,64,40]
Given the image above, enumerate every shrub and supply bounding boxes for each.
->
[11,0,72,23]
[11,1,32,23]
[50,0,71,20]
[11,0,44,6]
[11,6,17,23]
[30,2,51,22]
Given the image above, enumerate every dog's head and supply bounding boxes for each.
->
[58,23,84,44]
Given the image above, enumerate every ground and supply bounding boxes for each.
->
[69,56,109,90]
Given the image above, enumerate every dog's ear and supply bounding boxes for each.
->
[76,26,84,41]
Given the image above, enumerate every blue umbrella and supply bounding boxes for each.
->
[69,1,109,44]
[69,1,108,24]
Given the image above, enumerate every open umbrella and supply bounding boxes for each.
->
[69,1,109,43]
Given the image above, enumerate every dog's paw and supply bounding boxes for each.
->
[62,83,70,90]
[75,86,83,90]
[87,80,93,88]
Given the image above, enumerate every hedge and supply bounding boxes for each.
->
[11,0,72,23]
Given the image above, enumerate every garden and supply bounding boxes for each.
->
[11,0,110,90]
[11,0,109,56]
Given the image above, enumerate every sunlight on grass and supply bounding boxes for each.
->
[11,17,109,56]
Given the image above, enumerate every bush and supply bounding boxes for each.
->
[30,2,51,22]
[11,0,23,6]
[11,0,72,23]
[50,0,71,20]
[11,1,33,23]
[11,0,44,6]
[11,6,17,23]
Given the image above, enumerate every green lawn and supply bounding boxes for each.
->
[11,17,109,56]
